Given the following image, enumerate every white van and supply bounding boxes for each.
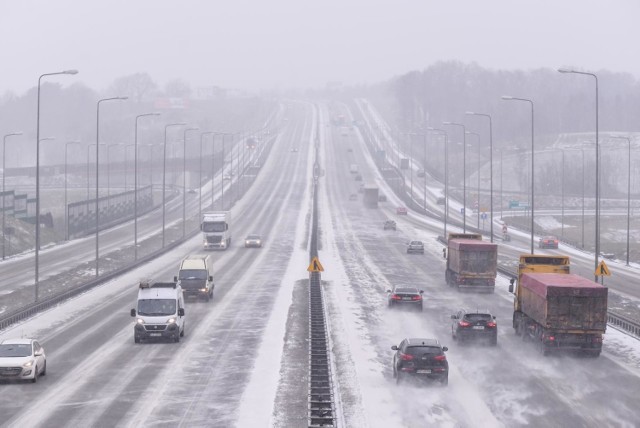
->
[174,255,214,301]
[130,281,186,343]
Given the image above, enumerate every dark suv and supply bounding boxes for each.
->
[383,220,396,231]
[451,309,497,345]
[391,338,448,385]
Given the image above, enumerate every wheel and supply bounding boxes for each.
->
[491,337,498,347]
[31,366,38,383]
[440,375,448,386]
[41,361,47,376]
[174,332,180,343]
[180,325,185,337]
[396,372,402,385]
[419,305,423,312]
[134,336,140,344]
[204,292,210,302]
[392,366,397,379]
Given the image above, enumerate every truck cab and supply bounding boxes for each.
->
[201,211,232,250]
[130,282,186,343]
[174,256,214,301]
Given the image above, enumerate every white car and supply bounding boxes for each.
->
[0,338,46,383]
[245,234,263,248]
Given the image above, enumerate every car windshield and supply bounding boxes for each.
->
[410,241,422,245]
[0,344,32,357]
[178,269,207,280]
[202,222,226,233]
[247,235,260,240]
[137,299,176,316]
[465,314,493,322]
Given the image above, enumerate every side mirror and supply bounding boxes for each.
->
[173,276,178,283]
[451,314,457,319]
[509,278,515,293]
[442,248,447,259]
[209,276,213,282]
[493,315,496,320]
[178,308,185,317]
[442,346,448,352]
[34,350,43,357]
[386,289,391,293]
[419,290,424,294]
[391,345,398,351]
[130,309,136,317]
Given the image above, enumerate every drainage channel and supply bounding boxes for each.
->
[307,110,336,427]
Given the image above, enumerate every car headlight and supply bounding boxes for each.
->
[167,317,176,324]
[137,318,145,324]
[23,360,34,368]
[245,241,250,245]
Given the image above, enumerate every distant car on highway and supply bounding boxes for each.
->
[354,174,363,181]
[244,234,263,248]
[538,236,559,249]
[187,189,197,195]
[290,147,299,153]
[349,194,358,201]
[378,194,387,202]
[406,240,424,254]
[417,170,425,178]
[451,309,498,346]
[436,197,445,205]
[396,206,408,215]
[383,220,396,230]
[386,286,423,311]
[0,338,46,383]
[392,338,449,385]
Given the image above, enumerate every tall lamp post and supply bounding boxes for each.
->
[2,132,22,259]
[162,123,186,248]
[611,136,632,265]
[35,69,78,294]
[64,140,81,241]
[558,68,599,279]
[182,127,199,238]
[465,111,494,242]
[502,95,535,254]
[134,112,160,259]
[428,128,449,239]
[95,97,127,277]
[466,131,481,229]
[443,122,467,232]
[199,132,214,222]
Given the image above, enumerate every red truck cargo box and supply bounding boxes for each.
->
[448,239,498,251]
[521,273,607,298]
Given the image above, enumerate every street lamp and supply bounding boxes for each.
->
[35,69,78,294]
[428,127,449,239]
[64,140,81,241]
[558,68,600,279]
[2,132,22,259]
[182,127,199,237]
[199,132,214,222]
[95,96,128,278]
[163,123,186,248]
[408,133,427,211]
[611,136,632,265]
[443,122,467,232]
[466,131,481,230]
[465,111,494,242]
[502,95,535,254]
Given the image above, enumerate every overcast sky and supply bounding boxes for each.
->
[2,0,639,95]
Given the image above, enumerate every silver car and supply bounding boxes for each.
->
[0,338,47,383]
[244,234,263,248]
[407,240,425,254]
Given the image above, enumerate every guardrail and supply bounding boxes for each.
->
[308,114,336,428]
[496,267,640,339]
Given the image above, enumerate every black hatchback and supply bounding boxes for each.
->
[451,309,497,345]
[392,338,449,385]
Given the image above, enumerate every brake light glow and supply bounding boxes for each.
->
[411,295,422,301]
[399,352,414,361]
[486,321,496,328]
[459,320,471,327]
[391,294,402,300]
[433,355,447,361]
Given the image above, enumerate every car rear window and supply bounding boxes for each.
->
[406,346,440,355]
[395,288,417,294]
[464,313,493,322]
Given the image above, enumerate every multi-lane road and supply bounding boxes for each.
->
[0,101,639,427]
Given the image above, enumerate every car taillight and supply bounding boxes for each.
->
[391,294,402,300]
[433,355,446,361]
[412,295,422,301]
[400,352,414,361]
[486,321,496,328]
[459,320,471,327]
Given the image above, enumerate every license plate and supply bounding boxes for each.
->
[402,297,412,301]
[472,326,485,330]
[417,369,431,374]
[149,333,162,337]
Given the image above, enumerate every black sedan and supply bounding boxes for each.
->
[387,287,423,311]
[451,309,497,345]
[392,338,449,385]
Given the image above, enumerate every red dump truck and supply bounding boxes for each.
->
[509,255,607,357]
[444,233,497,292]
